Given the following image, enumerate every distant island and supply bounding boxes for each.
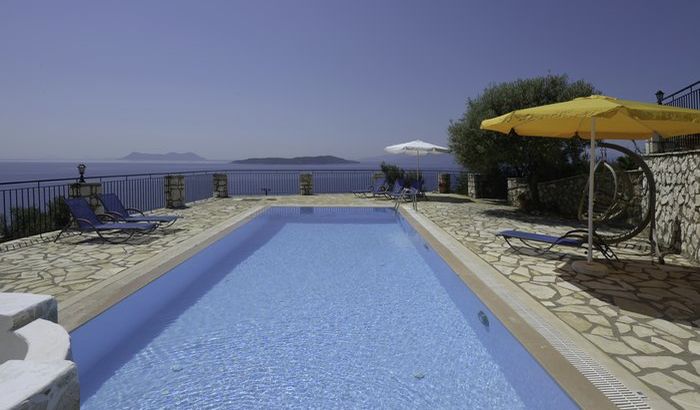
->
[231,155,359,165]
[121,152,207,161]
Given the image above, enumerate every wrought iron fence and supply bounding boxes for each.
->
[0,168,463,243]
[655,80,700,152]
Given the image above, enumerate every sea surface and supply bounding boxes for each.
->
[0,160,461,183]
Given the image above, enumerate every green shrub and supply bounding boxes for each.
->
[403,170,424,188]
[380,162,404,186]
[9,207,44,237]
[0,213,6,240]
[47,198,71,229]
[2,198,71,240]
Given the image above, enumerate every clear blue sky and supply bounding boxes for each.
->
[1,0,699,160]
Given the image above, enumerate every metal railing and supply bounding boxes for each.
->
[655,81,700,152]
[0,168,463,243]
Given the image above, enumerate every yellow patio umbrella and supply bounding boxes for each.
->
[480,95,700,269]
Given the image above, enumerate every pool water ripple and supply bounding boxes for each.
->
[74,208,575,409]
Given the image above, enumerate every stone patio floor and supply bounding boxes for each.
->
[0,194,698,408]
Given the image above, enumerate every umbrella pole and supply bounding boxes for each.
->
[417,151,420,177]
[587,118,596,264]
[416,152,420,210]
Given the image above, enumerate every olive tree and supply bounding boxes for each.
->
[448,75,597,205]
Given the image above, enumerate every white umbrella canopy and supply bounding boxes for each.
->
[384,139,450,156]
[384,139,450,180]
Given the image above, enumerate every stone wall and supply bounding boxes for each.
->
[466,173,506,199]
[506,178,528,206]
[507,170,645,223]
[506,149,700,263]
[466,173,483,198]
[506,175,587,217]
[537,175,588,217]
[644,150,700,262]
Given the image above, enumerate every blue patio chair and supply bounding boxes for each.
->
[56,198,157,243]
[353,177,388,198]
[392,185,420,210]
[410,180,427,200]
[97,193,178,226]
[382,179,407,200]
[497,229,619,262]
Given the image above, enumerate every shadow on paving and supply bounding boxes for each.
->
[65,234,161,246]
[423,195,474,204]
[553,260,700,328]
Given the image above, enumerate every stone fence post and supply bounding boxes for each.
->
[646,136,662,154]
[299,173,313,195]
[467,173,483,199]
[165,175,186,208]
[506,177,528,207]
[69,182,103,212]
[212,174,229,198]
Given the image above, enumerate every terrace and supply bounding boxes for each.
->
[0,193,698,408]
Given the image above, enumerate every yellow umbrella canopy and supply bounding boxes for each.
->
[481,95,700,140]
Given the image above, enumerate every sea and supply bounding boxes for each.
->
[0,159,463,234]
[0,159,461,183]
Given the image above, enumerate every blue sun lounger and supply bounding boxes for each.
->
[383,180,406,200]
[353,178,388,198]
[97,193,178,226]
[497,229,618,261]
[56,197,156,243]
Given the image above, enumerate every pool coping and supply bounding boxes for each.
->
[399,207,673,410]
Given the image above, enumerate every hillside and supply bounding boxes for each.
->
[231,155,359,165]
[121,152,207,161]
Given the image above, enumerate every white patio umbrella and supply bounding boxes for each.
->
[384,139,450,176]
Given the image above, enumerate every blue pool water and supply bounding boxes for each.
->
[71,207,577,409]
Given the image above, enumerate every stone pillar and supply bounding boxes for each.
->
[506,177,530,207]
[212,173,229,198]
[646,135,663,154]
[164,175,186,209]
[299,173,313,195]
[467,173,483,199]
[69,182,102,212]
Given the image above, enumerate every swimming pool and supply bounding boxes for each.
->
[71,207,577,409]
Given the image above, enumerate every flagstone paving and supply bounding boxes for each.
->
[417,198,700,409]
[0,198,244,301]
[0,195,375,301]
[1,193,698,408]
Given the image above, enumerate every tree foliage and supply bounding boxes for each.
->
[615,154,639,171]
[380,162,424,189]
[380,162,404,186]
[448,75,598,203]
